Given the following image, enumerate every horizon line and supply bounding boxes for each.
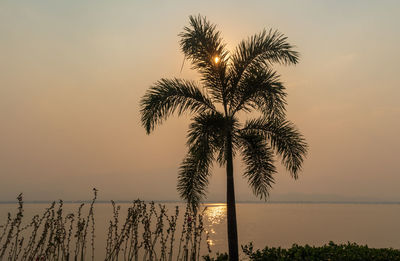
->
[0,200,399,205]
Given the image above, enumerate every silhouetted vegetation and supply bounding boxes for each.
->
[2,192,399,260]
[203,242,400,261]
[140,15,307,260]
[0,190,210,261]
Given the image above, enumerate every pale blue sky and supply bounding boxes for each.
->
[1,1,399,201]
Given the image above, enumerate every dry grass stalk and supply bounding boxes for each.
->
[0,190,211,261]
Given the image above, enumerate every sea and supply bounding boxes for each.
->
[0,202,399,259]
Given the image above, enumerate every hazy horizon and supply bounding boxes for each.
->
[2,191,400,203]
[1,1,400,202]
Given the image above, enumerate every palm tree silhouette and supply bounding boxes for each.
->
[140,15,307,261]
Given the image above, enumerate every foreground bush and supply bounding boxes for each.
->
[204,242,400,261]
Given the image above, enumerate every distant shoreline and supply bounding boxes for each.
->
[0,200,399,205]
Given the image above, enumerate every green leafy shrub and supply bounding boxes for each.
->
[241,241,400,261]
[204,242,400,261]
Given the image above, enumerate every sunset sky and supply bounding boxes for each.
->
[1,1,399,202]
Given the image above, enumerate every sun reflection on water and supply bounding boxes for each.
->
[202,204,227,250]
[203,204,227,226]
[207,239,215,246]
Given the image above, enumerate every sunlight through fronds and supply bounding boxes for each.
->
[140,14,307,208]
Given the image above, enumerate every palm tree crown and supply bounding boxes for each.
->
[141,15,306,205]
[140,15,307,260]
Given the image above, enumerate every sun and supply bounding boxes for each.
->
[213,56,220,64]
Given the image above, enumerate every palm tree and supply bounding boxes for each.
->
[140,15,307,261]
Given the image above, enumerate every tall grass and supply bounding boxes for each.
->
[0,189,211,261]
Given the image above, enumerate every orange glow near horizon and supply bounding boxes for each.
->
[1,1,400,203]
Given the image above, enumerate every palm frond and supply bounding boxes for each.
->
[187,111,225,150]
[140,78,216,134]
[238,131,276,199]
[230,67,286,118]
[179,15,229,103]
[229,29,299,94]
[241,117,307,178]
[178,112,225,209]
[177,151,213,211]
[215,117,241,166]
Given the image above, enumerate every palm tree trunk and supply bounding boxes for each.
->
[226,132,239,261]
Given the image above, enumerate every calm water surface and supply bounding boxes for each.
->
[1,202,399,258]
